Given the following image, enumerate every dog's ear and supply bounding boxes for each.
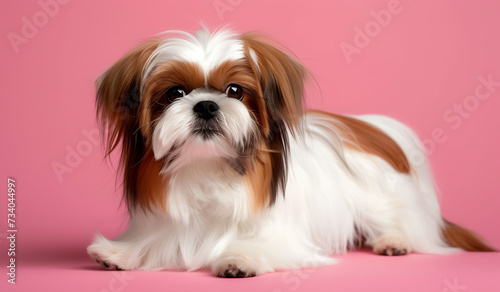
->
[240,34,307,207]
[240,33,306,136]
[96,39,165,213]
[96,39,163,155]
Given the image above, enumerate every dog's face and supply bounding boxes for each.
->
[143,33,263,172]
[96,29,306,213]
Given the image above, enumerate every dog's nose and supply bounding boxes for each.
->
[193,101,219,120]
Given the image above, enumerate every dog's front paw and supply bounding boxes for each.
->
[212,256,260,278]
[373,235,411,256]
[95,257,124,271]
[217,263,256,278]
[87,235,134,270]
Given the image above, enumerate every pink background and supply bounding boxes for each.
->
[1,0,499,291]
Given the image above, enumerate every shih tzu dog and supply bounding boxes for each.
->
[87,28,494,277]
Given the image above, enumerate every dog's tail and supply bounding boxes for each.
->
[442,219,496,251]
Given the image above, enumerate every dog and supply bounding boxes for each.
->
[87,27,494,277]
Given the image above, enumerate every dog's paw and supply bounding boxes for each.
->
[95,258,124,271]
[212,256,259,278]
[216,264,256,278]
[87,235,134,270]
[373,235,411,256]
[378,247,408,256]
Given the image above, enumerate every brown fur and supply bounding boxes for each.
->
[140,61,205,137]
[240,33,306,132]
[136,151,169,212]
[96,38,167,212]
[97,39,163,154]
[245,145,273,212]
[442,220,496,251]
[240,33,307,207]
[308,110,411,174]
[208,60,270,134]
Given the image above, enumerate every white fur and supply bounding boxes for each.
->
[88,111,460,274]
[88,29,460,276]
[152,88,257,173]
[145,28,245,80]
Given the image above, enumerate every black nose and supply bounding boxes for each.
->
[193,101,219,120]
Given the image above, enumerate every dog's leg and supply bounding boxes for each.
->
[212,253,260,278]
[357,192,413,256]
[87,234,137,270]
[211,233,336,277]
[372,234,411,256]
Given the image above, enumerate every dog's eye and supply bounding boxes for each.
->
[225,84,244,100]
[165,86,186,102]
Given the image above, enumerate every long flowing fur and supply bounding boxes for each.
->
[88,28,495,277]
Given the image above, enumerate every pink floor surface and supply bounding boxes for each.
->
[4,245,499,292]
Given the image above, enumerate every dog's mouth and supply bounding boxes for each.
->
[193,128,221,139]
[193,120,223,140]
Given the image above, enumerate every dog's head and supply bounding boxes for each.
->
[96,28,306,213]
